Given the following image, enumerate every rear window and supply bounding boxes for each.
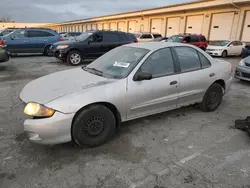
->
[200,35,207,42]
[153,34,162,38]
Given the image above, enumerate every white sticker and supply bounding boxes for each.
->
[113,61,130,68]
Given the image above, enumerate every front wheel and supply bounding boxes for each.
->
[67,51,83,66]
[200,83,223,112]
[221,50,227,58]
[72,105,116,147]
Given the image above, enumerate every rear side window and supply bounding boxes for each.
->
[175,47,201,72]
[103,33,120,42]
[141,34,152,39]
[236,41,243,46]
[28,30,54,37]
[153,34,162,38]
[200,36,207,42]
[198,53,211,68]
[190,36,199,42]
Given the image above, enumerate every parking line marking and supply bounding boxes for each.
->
[179,152,201,164]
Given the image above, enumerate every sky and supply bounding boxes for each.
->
[0,0,195,23]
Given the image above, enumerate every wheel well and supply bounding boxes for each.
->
[71,102,122,129]
[214,79,226,90]
[43,44,52,52]
[66,48,82,57]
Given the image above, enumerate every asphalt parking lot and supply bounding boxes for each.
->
[0,55,250,188]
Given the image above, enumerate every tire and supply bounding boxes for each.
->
[43,45,52,56]
[67,50,83,66]
[72,105,116,147]
[200,83,223,112]
[221,50,227,58]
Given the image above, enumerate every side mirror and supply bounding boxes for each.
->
[229,44,233,47]
[133,72,152,81]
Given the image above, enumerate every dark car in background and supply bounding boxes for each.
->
[0,28,22,36]
[242,44,250,59]
[0,28,63,56]
[50,30,138,65]
[166,33,208,50]
[0,47,9,63]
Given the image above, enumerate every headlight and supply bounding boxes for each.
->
[56,45,69,50]
[24,102,55,117]
[239,59,245,66]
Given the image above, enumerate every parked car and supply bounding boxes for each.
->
[0,47,9,63]
[20,42,233,147]
[206,40,245,58]
[50,30,137,65]
[235,55,250,82]
[0,28,63,56]
[0,28,22,36]
[61,32,82,40]
[166,34,208,50]
[241,44,250,59]
[134,33,162,42]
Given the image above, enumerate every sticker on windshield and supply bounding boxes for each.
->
[113,61,130,68]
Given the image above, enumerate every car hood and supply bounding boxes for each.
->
[20,68,114,104]
[53,40,78,46]
[207,45,226,50]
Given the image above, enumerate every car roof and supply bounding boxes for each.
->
[124,42,192,51]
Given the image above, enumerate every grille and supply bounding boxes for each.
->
[242,72,250,79]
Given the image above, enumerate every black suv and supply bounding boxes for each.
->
[50,30,137,65]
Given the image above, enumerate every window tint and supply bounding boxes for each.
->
[190,36,199,42]
[12,30,26,38]
[153,34,162,38]
[141,34,152,39]
[175,47,201,72]
[28,30,54,37]
[184,36,191,43]
[236,41,243,46]
[200,36,206,42]
[230,41,237,46]
[198,52,211,68]
[103,33,120,42]
[139,48,175,78]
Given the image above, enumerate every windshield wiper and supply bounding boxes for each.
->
[83,67,103,76]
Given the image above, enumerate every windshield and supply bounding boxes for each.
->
[85,46,149,79]
[167,35,184,42]
[75,32,93,41]
[209,40,230,46]
[134,34,141,38]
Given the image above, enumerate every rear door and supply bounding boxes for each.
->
[102,32,123,52]
[173,46,216,106]
[6,29,29,53]
[189,35,200,47]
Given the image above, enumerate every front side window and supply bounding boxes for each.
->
[12,30,26,38]
[209,40,230,46]
[190,36,199,42]
[139,48,175,78]
[175,47,201,72]
[75,32,93,41]
[85,46,149,79]
[28,30,54,37]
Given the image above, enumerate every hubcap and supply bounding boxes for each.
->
[70,53,81,64]
[84,117,105,137]
[209,92,217,104]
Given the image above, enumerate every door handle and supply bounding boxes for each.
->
[170,81,178,85]
[209,73,215,77]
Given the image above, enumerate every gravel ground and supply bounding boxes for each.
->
[0,55,250,188]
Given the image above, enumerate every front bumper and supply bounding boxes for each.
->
[225,76,233,94]
[50,45,68,59]
[206,50,223,56]
[235,65,250,82]
[24,112,75,145]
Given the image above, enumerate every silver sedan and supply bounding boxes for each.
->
[20,42,233,147]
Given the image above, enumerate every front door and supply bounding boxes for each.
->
[227,41,238,55]
[6,29,29,53]
[173,46,217,107]
[85,33,104,58]
[126,47,179,120]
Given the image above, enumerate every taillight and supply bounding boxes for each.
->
[0,40,5,46]
[58,37,63,41]
[135,39,138,43]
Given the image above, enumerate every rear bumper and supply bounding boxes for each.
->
[235,66,250,81]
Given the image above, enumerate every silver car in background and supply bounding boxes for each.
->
[20,42,233,147]
[235,55,250,81]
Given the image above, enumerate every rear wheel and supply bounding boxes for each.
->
[221,50,227,58]
[200,83,223,112]
[72,105,116,147]
[67,51,83,66]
